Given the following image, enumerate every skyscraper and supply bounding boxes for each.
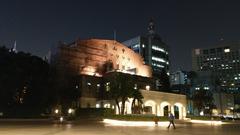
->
[122,19,170,78]
[192,42,240,93]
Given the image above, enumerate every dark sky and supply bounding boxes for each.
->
[0,0,240,71]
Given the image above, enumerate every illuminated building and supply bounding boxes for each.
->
[122,19,170,78]
[53,38,187,119]
[56,39,152,77]
[192,42,240,93]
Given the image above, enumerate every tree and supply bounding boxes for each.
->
[187,71,198,87]
[130,87,143,114]
[108,72,135,115]
[159,68,170,92]
[0,46,52,116]
[192,88,215,116]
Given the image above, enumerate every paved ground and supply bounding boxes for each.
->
[0,119,240,135]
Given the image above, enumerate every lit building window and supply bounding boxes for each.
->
[152,46,166,53]
[152,56,166,63]
[132,44,140,49]
[195,49,200,55]
[204,86,209,90]
[104,103,111,108]
[106,82,110,92]
[224,48,230,53]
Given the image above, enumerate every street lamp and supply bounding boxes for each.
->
[55,109,59,114]
[68,108,73,114]
[146,85,150,91]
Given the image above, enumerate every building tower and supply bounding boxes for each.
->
[122,19,170,78]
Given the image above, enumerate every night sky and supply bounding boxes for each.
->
[0,0,240,71]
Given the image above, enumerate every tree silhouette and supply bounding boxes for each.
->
[108,72,136,115]
[159,68,170,92]
[130,87,143,114]
[192,88,215,116]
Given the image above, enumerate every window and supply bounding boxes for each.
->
[203,50,208,55]
[217,48,222,53]
[195,49,200,55]
[224,47,230,53]
[210,49,216,54]
[132,44,140,49]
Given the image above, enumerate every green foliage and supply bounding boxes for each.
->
[108,72,137,115]
[0,46,51,116]
[186,115,221,121]
[187,71,198,86]
[75,108,114,118]
[104,114,168,121]
[192,88,215,116]
[130,87,143,114]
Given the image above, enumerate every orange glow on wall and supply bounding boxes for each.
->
[58,39,152,77]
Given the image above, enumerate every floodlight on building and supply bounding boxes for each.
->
[96,104,100,108]
[200,111,204,116]
[68,108,73,114]
[146,85,150,91]
[60,116,64,122]
[55,109,59,114]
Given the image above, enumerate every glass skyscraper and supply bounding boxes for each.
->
[122,19,170,78]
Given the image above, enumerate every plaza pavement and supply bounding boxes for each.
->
[0,119,240,135]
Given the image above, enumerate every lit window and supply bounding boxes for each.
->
[152,56,166,63]
[204,86,209,90]
[132,44,140,49]
[195,49,200,55]
[224,48,230,53]
[104,103,111,108]
[152,46,166,53]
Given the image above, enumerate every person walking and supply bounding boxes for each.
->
[167,113,176,129]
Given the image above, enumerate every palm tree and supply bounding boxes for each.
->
[130,87,143,114]
[108,72,134,115]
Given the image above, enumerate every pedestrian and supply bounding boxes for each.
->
[167,113,176,129]
[153,116,159,125]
